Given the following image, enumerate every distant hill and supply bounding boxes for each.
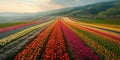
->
[0,12,44,23]
[0,11,58,23]
[46,1,120,19]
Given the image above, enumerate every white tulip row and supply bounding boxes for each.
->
[0,20,53,46]
[63,17,74,22]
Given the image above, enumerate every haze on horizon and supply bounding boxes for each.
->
[0,0,113,13]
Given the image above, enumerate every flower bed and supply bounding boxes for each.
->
[0,21,53,47]
[41,20,70,60]
[60,20,101,60]
[14,21,56,60]
[63,20,120,59]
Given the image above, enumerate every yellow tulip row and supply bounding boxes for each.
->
[73,21,120,36]
[86,26,120,45]
[74,19,120,32]
[0,20,54,46]
[95,24,120,29]
[63,21,120,60]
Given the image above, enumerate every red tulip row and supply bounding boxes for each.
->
[60,20,101,60]
[0,22,39,33]
[14,21,56,60]
[42,20,70,60]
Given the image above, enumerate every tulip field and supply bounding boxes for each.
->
[0,16,120,60]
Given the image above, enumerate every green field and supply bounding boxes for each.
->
[0,22,29,28]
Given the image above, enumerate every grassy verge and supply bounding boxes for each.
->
[75,18,120,25]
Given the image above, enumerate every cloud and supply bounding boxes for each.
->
[75,0,80,2]
[0,0,112,13]
[49,0,82,7]
[0,0,65,13]
[0,0,45,13]
[33,0,64,10]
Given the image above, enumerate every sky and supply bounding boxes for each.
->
[0,0,112,13]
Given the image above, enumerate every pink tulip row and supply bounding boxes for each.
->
[0,22,39,33]
[60,20,101,60]
[63,19,120,59]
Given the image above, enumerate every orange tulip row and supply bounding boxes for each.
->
[14,21,57,60]
[42,20,70,60]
